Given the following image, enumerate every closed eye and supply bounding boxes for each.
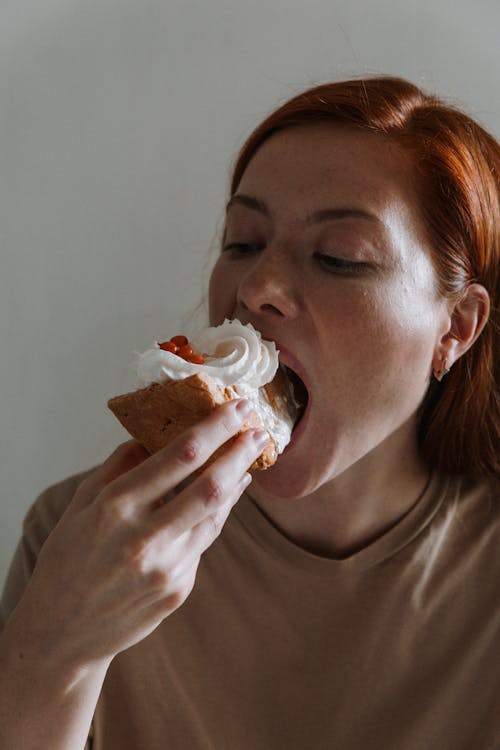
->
[315,253,368,275]
[222,244,369,275]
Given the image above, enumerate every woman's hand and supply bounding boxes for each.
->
[11,398,268,670]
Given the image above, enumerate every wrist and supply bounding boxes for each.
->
[1,603,111,690]
[0,608,109,750]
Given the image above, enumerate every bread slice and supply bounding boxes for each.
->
[107,371,287,470]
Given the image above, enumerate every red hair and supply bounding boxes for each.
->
[228,77,499,478]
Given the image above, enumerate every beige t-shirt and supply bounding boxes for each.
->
[1,469,499,749]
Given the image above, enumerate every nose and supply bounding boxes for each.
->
[236,246,301,320]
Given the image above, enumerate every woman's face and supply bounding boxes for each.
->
[209,124,451,498]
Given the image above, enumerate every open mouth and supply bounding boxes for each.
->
[279,364,309,429]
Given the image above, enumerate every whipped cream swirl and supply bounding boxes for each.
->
[136,319,279,390]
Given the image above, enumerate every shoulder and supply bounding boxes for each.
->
[452,472,499,510]
[445,472,500,552]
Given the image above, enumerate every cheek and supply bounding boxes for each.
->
[380,279,442,367]
[208,259,236,325]
[319,283,438,391]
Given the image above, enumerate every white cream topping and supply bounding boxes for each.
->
[236,384,293,454]
[136,319,278,389]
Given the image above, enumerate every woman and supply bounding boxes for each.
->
[0,76,498,749]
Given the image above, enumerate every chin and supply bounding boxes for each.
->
[251,456,328,500]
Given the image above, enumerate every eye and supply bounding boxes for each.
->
[222,242,265,256]
[315,253,367,275]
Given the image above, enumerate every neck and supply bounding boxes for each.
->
[247,422,430,559]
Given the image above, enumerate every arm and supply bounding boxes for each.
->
[0,398,265,749]
[0,618,106,749]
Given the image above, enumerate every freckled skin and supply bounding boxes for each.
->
[209,124,452,500]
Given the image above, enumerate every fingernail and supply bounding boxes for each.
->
[252,429,270,449]
[238,472,252,492]
[235,399,253,420]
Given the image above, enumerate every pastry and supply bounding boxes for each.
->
[107,320,303,470]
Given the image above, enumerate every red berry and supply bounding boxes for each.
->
[177,344,194,360]
[170,335,188,347]
[186,353,205,364]
[159,340,178,353]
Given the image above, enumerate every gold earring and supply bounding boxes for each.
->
[433,358,450,382]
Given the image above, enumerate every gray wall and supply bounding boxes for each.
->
[1,0,498,586]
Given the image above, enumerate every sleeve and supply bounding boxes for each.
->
[1,468,97,748]
[0,470,94,630]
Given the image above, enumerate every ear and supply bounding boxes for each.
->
[432,283,490,379]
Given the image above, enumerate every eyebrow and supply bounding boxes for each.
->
[225,193,383,226]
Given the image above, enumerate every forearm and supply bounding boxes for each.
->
[0,615,109,750]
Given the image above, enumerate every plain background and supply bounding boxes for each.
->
[1,0,499,587]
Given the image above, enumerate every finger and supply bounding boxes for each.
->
[187,472,252,555]
[102,398,258,509]
[69,440,150,513]
[159,470,252,576]
[155,428,267,540]
[145,564,199,623]
[98,440,150,487]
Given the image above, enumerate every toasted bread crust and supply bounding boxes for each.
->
[107,372,278,470]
